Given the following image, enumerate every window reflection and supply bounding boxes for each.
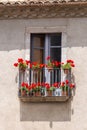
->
[50,48,61,62]
[33,49,44,64]
[50,33,61,46]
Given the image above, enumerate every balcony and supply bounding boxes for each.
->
[18,68,72,102]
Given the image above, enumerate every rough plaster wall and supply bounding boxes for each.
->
[0,18,87,130]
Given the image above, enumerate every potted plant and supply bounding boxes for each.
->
[30,62,44,73]
[35,83,41,96]
[46,56,53,72]
[52,82,62,96]
[14,58,30,72]
[60,80,69,96]
[49,86,56,96]
[60,80,75,96]
[62,59,75,74]
[29,82,42,96]
[43,82,50,96]
[35,86,41,96]
[69,83,75,96]
[29,83,37,96]
[21,82,29,96]
[46,56,61,72]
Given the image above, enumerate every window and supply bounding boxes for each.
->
[31,33,61,63]
[30,33,62,84]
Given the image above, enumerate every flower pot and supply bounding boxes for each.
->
[35,91,41,96]
[32,68,40,74]
[21,90,26,96]
[47,91,52,96]
[66,91,68,96]
[62,91,65,96]
[19,67,26,72]
[47,67,53,72]
[62,91,68,96]
[55,88,62,96]
[63,69,69,74]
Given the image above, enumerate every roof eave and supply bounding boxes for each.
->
[0,2,87,19]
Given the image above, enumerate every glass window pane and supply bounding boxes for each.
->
[32,34,44,48]
[33,49,44,64]
[50,33,61,46]
[50,48,61,62]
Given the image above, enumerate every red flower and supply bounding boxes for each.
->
[41,82,45,87]
[28,86,32,91]
[25,60,30,65]
[31,83,37,89]
[25,83,29,89]
[30,63,32,68]
[46,84,50,90]
[70,83,75,89]
[14,63,18,67]
[21,82,26,87]
[18,58,24,63]
[61,62,64,64]
[71,63,75,67]
[32,62,37,66]
[37,82,41,86]
[44,83,50,90]
[67,59,74,64]
[40,64,44,68]
[46,56,50,60]
[52,61,60,67]
[65,80,69,85]
[61,82,65,87]
[52,82,58,88]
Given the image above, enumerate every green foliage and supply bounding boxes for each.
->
[19,62,27,69]
[62,63,71,69]
[49,86,55,91]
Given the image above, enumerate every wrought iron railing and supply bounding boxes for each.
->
[19,68,72,97]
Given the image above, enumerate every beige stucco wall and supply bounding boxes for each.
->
[0,18,87,130]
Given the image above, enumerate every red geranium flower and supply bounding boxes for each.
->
[61,82,65,87]
[46,56,50,60]
[71,63,75,67]
[14,58,29,70]
[25,60,30,65]
[14,63,18,67]
[18,58,24,63]
[21,82,26,87]
[30,63,32,68]
[70,83,75,89]
[52,82,58,88]
[65,80,69,85]
[25,83,29,89]
[40,64,45,68]
[67,59,74,63]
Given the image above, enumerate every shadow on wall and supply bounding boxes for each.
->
[20,101,71,122]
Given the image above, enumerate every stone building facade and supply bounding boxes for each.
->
[0,0,87,130]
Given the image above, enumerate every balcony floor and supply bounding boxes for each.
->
[19,96,70,102]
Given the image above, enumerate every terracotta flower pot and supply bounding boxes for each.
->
[63,69,69,74]
[62,91,65,96]
[62,91,68,96]
[47,91,52,96]
[47,67,53,72]
[35,91,41,96]
[19,67,26,72]
[21,90,26,96]
[32,68,40,75]
[66,91,68,96]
